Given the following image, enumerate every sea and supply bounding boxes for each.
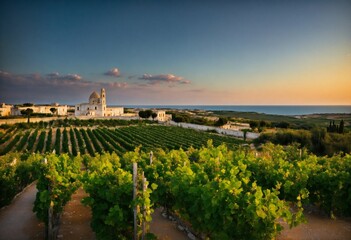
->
[122,105,351,116]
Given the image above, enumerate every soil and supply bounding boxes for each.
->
[1,183,350,240]
[150,208,188,240]
[57,188,95,240]
[0,183,44,240]
[278,211,351,240]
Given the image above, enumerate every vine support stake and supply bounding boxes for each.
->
[133,162,138,240]
[141,171,146,240]
[48,201,54,240]
[149,151,153,165]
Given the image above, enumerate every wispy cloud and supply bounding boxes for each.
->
[104,68,121,77]
[0,71,127,88]
[46,72,82,81]
[0,70,128,103]
[139,74,190,85]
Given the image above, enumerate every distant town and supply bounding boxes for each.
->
[0,88,171,122]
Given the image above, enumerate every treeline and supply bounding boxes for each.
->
[171,111,229,126]
[327,120,344,133]
[249,120,290,131]
[255,128,351,156]
[138,110,157,120]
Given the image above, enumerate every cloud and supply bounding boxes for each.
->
[46,72,83,82]
[0,70,128,97]
[104,68,121,77]
[139,74,190,85]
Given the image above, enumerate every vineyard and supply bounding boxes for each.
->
[1,121,351,239]
[0,124,243,156]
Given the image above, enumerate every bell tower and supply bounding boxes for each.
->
[101,88,106,116]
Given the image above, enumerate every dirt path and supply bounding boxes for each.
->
[1,182,350,240]
[278,212,351,240]
[0,183,44,240]
[57,190,187,240]
[57,188,95,240]
[150,208,188,240]
[150,208,351,240]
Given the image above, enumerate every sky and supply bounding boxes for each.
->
[0,0,350,105]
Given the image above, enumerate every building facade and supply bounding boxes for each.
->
[11,103,67,116]
[0,103,13,117]
[75,88,123,117]
[156,110,172,122]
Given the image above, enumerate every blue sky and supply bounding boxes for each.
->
[1,0,350,105]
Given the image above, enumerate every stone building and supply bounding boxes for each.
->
[75,88,123,117]
[156,110,172,122]
[11,103,67,116]
[0,103,13,117]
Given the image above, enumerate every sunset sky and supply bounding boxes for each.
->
[0,0,350,105]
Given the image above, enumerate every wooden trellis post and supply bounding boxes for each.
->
[141,171,147,240]
[149,151,153,165]
[133,163,138,240]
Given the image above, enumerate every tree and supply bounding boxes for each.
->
[339,120,344,134]
[276,121,290,129]
[50,107,57,116]
[23,103,34,107]
[151,112,157,121]
[138,110,152,119]
[21,108,34,123]
[242,129,249,141]
[249,121,259,129]
[138,111,146,119]
[259,120,267,128]
[144,110,153,119]
[214,117,228,127]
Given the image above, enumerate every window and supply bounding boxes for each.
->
[95,107,97,110]
[77,107,79,110]
[87,107,89,110]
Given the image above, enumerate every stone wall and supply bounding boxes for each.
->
[0,117,67,125]
[169,121,259,139]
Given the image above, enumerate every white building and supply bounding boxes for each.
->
[75,88,123,117]
[11,103,67,116]
[221,121,250,131]
[156,110,172,122]
[0,103,13,117]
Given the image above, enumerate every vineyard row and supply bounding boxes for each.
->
[0,125,243,156]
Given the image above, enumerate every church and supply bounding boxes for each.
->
[75,88,124,117]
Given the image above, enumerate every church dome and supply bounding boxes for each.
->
[89,91,100,100]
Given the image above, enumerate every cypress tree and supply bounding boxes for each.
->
[339,120,344,134]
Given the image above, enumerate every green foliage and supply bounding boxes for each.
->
[214,117,228,126]
[80,128,95,156]
[307,154,351,217]
[138,110,152,119]
[0,153,41,207]
[82,153,153,240]
[54,128,61,154]
[20,108,34,123]
[45,129,52,153]
[0,134,21,155]
[256,128,351,156]
[1,140,351,239]
[26,129,38,152]
[33,154,81,225]
[69,128,78,156]
[35,131,46,153]
[86,129,102,154]
[61,128,69,154]
[151,112,157,120]
[74,128,86,154]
